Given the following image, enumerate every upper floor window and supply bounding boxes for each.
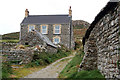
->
[53,24,61,34]
[41,25,48,34]
[28,25,35,32]
[53,36,60,44]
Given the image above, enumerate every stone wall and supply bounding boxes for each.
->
[2,42,18,51]
[2,49,34,64]
[2,42,58,64]
[80,2,120,78]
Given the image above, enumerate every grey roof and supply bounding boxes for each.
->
[34,29,57,48]
[21,15,71,24]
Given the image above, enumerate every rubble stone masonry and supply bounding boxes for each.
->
[81,2,120,78]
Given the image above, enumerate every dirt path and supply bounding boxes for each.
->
[21,53,75,78]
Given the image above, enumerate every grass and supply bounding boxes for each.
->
[59,51,84,78]
[2,32,19,40]
[7,48,72,78]
[75,70,105,79]
[11,66,45,78]
[0,40,19,43]
[59,51,105,79]
[2,62,13,78]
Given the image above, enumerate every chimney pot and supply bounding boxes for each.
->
[25,9,29,17]
[69,6,72,17]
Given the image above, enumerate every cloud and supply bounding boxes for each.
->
[0,0,109,34]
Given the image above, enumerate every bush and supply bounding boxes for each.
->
[19,45,25,49]
[2,62,13,78]
[75,41,82,50]
[25,48,71,68]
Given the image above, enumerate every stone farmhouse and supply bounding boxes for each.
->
[19,7,74,49]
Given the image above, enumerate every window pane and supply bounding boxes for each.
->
[55,26,59,29]
[42,26,46,29]
[42,30,46,33]
[55,30,59,33]
[54,37,60,44]
[29,26,34,32]
[42,25,47,34]
[54,25,60,34]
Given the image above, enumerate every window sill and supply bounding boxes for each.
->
[53,33,61,35]
[41,33,48,35]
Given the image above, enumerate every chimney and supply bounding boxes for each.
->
[25,9,29,17]
[69,6,72,17]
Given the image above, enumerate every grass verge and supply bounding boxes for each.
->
[59,51,105,79]
[0,40,19,43]
[11,66,45,78]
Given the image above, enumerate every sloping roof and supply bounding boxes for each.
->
[83,1,119,46]
[21,15,71,24]
[34,30,57,48]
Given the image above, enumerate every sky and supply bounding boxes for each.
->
[0,0,110,35]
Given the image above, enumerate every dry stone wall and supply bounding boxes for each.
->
[96,5,119,78]
[81,2,120,78]
[2,50,33,64]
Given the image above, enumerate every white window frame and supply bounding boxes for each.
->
[28,25,35,32]
[53,24,61,34]
[53,36,60,44]
[41,25,48,34]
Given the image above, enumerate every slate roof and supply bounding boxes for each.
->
[21,15,71,24]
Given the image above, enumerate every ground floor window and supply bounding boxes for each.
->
[53,36,60,44]
[28,25,35,32]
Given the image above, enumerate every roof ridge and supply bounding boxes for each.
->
[21,14,71,24]
[29,14,69,16]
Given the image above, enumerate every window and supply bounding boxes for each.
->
[53,25,61,34]
[28,25,35,32]
[53,36,60,44]
[41,25,48,34]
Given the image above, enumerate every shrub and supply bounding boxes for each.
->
[2,62,13,78]
[16,45,25,49]
[75,41,82,50]
[25,48,71,68]
[19,45,25,49]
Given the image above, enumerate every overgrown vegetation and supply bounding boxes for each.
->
[2,47,72,78]
[74,41,83,50]
[2,32,19,40]
[59,51,104,79]
[59,51,84,78]
[73,25,88,29]
[0,40,19,43]
[2,62,13,78]
[25,48,71,68]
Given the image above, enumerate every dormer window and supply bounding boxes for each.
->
[53,24,61,34]
[41,25,48,34]
[28,25,35,32]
